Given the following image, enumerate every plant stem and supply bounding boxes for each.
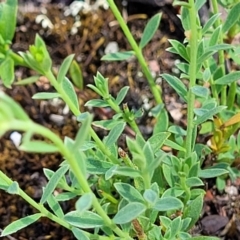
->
[185,0,198,158]
[5,120,130,239]
[45,71,120,164]
[211,0,226,105]
[106,0,162,104]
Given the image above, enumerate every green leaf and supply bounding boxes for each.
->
[114,182,144,203]
[0,57,14,88]
[143,189,158,205]
[115,86,129,105]
[164,139,186,152]
[181,6,190,31]
[92,119,124,130]
[152,107,169,134]
[86,158,114,174]
[47,193,64,218]
[191,86,209,98]
[161,74,187,101]
[149,132,170,153]
[85,99,109,107]
[209,26,221,47]
[195,0,206,10]
[222,2,240,33]
[40,165,69,204]
[72,112,92,153]
[183,195,203,230]
[194,106,226,125]
[64,211,104,228]
[139,13,162,49]
[168,126,186,136]
[199,168,228,178]
[215,71,240,85]
[61,77,79,110]
[168,40,189,61]
[72,228,90,240]
[14,76,40,86]
[202,13,221,34]
[69,60,83,90]
[55,192,77,201]
[0,0,18,42]
[113,202,146,224]
[186,177,204,187]
[105,166,141,180]
[32,92,60,99]
[75,193,93,214]
[101,51,134,61]
[105,122,126,146]
[6,181,19,194]
[1,213,42,236]
[207,44,233,52]
[19,141,59,153]
[57,54,75,84]
[154,197,183,211]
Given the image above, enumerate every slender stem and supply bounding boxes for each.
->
[45,71,120,164]
[106,0,162,104]
[3,120,130,239]
[211,0,226,105]
[185,0,198,158]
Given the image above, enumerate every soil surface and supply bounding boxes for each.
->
[0,1,239,239]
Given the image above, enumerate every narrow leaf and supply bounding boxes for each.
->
[72,228,90,240]
[149,132,170,153]
[32,92,60,99]
[1,213,42,236]
[154,197,183,211]
[194,106,226,125]
[86,158,114,174]
[101,51,134,61]
[40,165,69,204]
[215,71,240,85]
[75,193,93,213]
[139,13,162,49]
[113,202,146,224]
[222,2,240,33]
[85,99,109,107]
[183,195,203,230]
[199,168,228,178]
[105,122,126,146]
[191,86,209,98]
[61,77,79,110]
[115,86,129,105]
[57,54,75,83]
[114,182,144,203]
[70,60,83,90]
[202,13,221,34]
[161,74,187,101]
[64,211,104,228]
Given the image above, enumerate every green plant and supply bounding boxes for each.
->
[0,0,240,239]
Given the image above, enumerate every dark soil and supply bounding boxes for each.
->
[0,1,239,239]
